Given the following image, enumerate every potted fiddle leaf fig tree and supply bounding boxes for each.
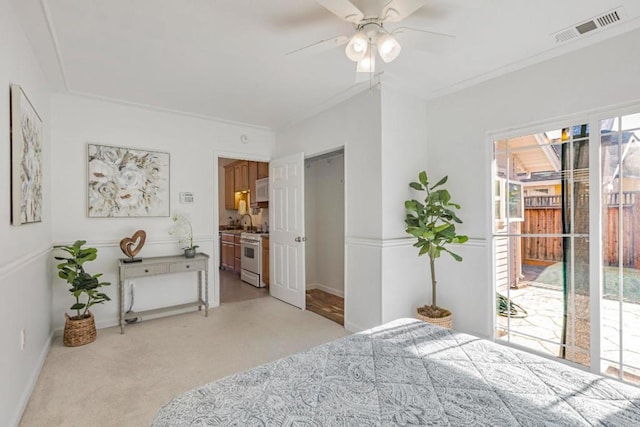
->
[54,240,111,346]
[405,171,468,329]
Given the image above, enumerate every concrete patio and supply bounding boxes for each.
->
[497,280,640,384]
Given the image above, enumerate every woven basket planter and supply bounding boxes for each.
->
[416,307,453,329]
[63,311,97,347]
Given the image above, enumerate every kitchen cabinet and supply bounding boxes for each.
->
[257,162,269,179]
[249,161,257,205]
[234,161,249,192]
[234,234,241,272]
[224,160,264,210]
[221,233,235,271]
[262,236,269,287]
[249,161,269,209]
[224,165,235,210]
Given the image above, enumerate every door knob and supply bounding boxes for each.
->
[295,236,307,242]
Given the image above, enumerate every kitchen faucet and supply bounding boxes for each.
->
[240,214,253,231]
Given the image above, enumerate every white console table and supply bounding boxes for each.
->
[118,253,209,334]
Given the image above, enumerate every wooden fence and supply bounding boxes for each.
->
[523,192,640,268]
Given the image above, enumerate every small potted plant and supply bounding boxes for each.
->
[169,212,198,257]
[405,171,468,329]
[54,240,111,346]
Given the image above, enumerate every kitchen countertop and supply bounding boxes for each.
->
[219,229,243,235]
[219,229,269,236]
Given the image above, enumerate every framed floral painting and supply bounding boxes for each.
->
[87,144,170,217]
[11,84,43,225]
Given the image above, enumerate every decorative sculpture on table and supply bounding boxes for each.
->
[119,230,146,263]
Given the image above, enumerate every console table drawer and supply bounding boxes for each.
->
[170,260,206,273]
[124,264,168,278]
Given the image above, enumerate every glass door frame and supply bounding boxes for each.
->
[592,104,640,380]
[490,102,640,377]
[487,110,631,374]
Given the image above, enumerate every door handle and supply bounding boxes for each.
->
[295,236,307,242]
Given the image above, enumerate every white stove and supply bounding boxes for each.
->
[240,232,265,287]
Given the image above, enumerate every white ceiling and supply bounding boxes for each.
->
[11,0,640,129]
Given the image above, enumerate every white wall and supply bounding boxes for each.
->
[378,87,431,323]
[0,1,52,426]
[305,153,345,297]
[276,89,382,332]
[276,87,437,331]
[425,26,640,338]
[50,94,275,331]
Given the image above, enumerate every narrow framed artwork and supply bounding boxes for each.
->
[11,84,43,225]
[87,144,170,217]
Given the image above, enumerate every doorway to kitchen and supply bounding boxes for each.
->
[304,149,345,325]
[217,157,269,304]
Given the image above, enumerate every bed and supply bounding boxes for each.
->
[153,318,640,426]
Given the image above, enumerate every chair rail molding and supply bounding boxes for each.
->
[0,244,52,281]
[346,236,486,249]
[52,234,217,249]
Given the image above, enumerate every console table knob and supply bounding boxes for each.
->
[186,265,190,268]
[145,269,149,273]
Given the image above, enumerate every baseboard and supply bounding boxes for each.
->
[306,283,344,298]
[344,320,366,333]
[11,330,54,427]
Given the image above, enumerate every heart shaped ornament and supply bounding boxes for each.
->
[120,230,146,259]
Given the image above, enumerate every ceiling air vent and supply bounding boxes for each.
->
[597,9,622,27]
[553,6,626,44]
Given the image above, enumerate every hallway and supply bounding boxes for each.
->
[220,269,268,303]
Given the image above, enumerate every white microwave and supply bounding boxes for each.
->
[255,177,269,202]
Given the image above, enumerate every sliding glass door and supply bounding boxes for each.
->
[493,110,640,384]
[600,112,640,382]
[493,125,590,367]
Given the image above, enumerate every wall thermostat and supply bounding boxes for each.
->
[179,192,194,204]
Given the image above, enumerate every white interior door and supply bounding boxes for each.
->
[269,152,306,309]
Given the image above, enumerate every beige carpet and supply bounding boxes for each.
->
[19,297,349,427]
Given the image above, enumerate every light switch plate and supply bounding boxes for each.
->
[179,192,194,204]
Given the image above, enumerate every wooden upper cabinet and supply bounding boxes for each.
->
[248,161,258,207]
[234,161,249,192]
[257,162,269,179]
[224,165,235,210]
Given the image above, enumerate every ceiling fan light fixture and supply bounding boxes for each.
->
[356,54,375,73]
[345,32,369,61]
[377,33,401,63]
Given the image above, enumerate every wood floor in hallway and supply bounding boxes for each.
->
[305,288,344,326]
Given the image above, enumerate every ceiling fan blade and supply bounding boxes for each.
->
[392,27,455,54]
[270,8,340,29]
[393,27,455,39]
[382,0,428,22]
[316,0,364,24]
[286,35,349,57]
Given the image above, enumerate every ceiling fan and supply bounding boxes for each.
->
[287,0,454,76]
